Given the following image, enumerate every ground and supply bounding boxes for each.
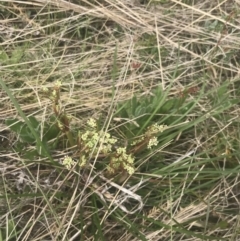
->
[1,0,240,240]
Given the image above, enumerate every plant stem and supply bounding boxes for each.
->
[66,131,75,147]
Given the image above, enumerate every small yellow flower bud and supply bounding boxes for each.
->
[42,87,49,92]
[55,80,62,88]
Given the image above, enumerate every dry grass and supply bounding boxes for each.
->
[1,0,240,240]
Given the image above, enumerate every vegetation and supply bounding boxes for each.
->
[1,0,240,240]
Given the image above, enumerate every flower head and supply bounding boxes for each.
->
[87,118,97,128]
[147,137,158,149]
[108,147,135,175]
[55,80,62,88]
[62,156,76,170]
[147,124,168,135]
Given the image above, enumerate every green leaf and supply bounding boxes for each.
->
[135,106,143,116]
[214,220,229,229]
[0,80,55,163]
[131,95,138,112]
[214,84,228,105]
[22,149,39,160]
[3,219,17,240]
[0,229,2,241]
[153,85,163,98]
[36,140,49,157]
[19,125,36,143]
[0,50,9,62]
[14,141,26,152]
[6,117,41,143]
[44,123,60,141]
[5,119,24,133]
[9,47,24,64]
[28,116,40,130]
[161,99,175,113]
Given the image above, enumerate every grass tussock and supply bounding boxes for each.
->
[1,0,240,240]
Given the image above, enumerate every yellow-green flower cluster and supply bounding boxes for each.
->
[42,86,48,92]
[87,118,97,128]
[146,124,167,149]
[147,123,168,135]
[62,156,76,170]
[79,118,117,154]
[108,147,135,175]
[131,136,144,146]
[78,118,117,167]
[147,136,158,149]
[57,119,64,131]
[131,123,167,150]
[55,80,62,88]
[79,155,87,167]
